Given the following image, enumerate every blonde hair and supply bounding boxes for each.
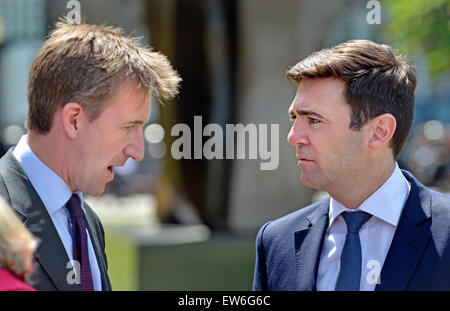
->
[0,197,38,277]
[27,19,181,134]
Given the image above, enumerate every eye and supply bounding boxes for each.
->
[289,115,296,122]
[308,117,321,124]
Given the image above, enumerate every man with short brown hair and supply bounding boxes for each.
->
[0,21,180,290]
[253,40,450,291]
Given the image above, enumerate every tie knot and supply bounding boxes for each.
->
[66,193,83,218]
[341,211,371,233]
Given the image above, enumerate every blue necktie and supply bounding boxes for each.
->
[335,211,372,291]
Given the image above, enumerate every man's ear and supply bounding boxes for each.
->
[368,113,396,151]
[62,103,83,139]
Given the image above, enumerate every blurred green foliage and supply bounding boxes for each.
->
[105,229,138,291]
[384,0,450,76]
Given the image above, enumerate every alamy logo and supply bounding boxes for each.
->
[170,116,279,170]
[366,259,381,285]
[66,260,81,285]
[366,0,381,25]
[66,0,81,25]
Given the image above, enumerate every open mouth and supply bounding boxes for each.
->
[107,166,114,177]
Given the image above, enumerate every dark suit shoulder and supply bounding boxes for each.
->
[429,188,450,215]
[406,169,450,220]
[262,198,329,235]
[258,198,329,249]
[428,188,450,244]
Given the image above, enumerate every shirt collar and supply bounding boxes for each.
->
[328,162,410,228]
[13,135,76,215]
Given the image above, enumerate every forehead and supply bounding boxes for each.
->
[103,82,151,121]
[290,78,349,116]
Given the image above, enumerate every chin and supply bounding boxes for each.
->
[300,178,317,189]
[300,172,325,191]
[83,185,106,196]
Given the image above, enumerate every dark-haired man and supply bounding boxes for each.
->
[253,40,450,291]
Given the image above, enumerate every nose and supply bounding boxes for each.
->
[287,120,309,146]
[124,128,145,162]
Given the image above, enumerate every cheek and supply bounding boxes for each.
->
[336,133,366,168]
[316,129,362,165]
[96,132,125,158]
[108,139,127,158]
[313,131,339,159]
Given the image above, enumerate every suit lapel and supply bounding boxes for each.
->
[0,151,79,290]
[83,203,111,291]
[295,199,329,291]
[376,170,431,291]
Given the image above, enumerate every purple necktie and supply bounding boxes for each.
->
[66,194,94,291]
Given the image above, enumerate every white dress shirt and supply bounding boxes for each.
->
[316,162,410,291]
[13,135,102,291]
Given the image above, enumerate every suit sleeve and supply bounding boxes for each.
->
[253,221,271,291]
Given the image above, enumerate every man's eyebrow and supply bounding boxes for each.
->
[124,120,145,126]
[289,109,327,120]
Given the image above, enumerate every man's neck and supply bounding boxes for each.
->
[328,160,396,210]
[27,131,73,191]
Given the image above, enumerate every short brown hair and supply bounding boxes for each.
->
[27,21,181,134]
[286,39,416,159]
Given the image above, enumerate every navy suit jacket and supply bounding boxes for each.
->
[253,170,450,290]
